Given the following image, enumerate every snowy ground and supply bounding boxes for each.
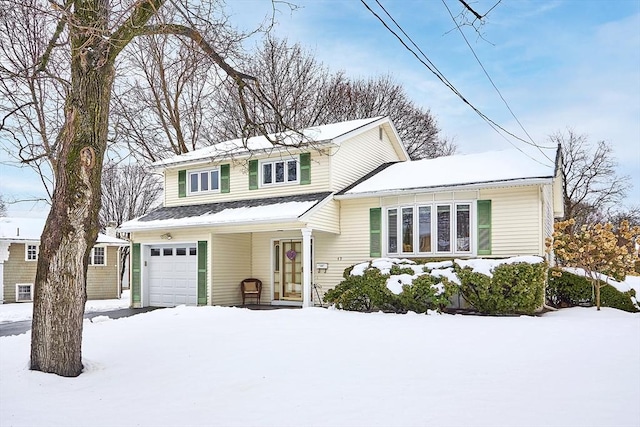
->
[0,290,130,323]
[1,304,638,427]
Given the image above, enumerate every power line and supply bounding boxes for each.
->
[440,0,554,161]
[361,0,554,165]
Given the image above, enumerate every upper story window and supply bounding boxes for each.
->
[261,158,298,186]
[25,244,38,261]
[89,247,106,266]
[386,202,473,256]
[189,169,220,194]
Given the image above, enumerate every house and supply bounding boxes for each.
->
[0,217,129,303]
[119,116,564,308]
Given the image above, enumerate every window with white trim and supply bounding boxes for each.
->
[188,169,220,194]
[386,202,473,256]
[89,247,106,266]
[260,158,298,186]
[16,283,33,302]
[25,244,38,261]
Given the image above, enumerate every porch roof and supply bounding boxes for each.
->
[118,192,333,232]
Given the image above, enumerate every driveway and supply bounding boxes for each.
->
[0,307,161,337]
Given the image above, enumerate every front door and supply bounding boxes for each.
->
[273,240,303,302]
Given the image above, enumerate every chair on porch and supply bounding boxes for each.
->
[240,278,263,306]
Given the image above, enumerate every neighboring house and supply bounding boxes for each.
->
[0,217,128,303]
[119,116,564,309]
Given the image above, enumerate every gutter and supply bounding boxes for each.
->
[152,140,336,170]
[334,177,554,200]
[118,216,303,233]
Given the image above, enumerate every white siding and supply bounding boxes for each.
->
[330,127,403,192]
[305,199,340,234]
[310,198,379,300]
[211,234,252,306]
[479,185,542,257]
[164,151,331,207]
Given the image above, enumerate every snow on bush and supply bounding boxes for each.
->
[340,256,548,314]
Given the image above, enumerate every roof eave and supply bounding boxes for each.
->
[334,177,555,200]
[153,140,337,170]
[119,216,302,233]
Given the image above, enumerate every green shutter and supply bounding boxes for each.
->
[178,170,186,198]
[477,200,492,255]
[248,160,258,190]
[131,243,141,304]
[220,164,230,193]
[197,241,208,305]
[300,152,311,185]
[370,207,382,257]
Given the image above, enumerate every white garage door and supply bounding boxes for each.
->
[148,245,198,307]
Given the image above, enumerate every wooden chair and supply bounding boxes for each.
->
[241,278,262,306]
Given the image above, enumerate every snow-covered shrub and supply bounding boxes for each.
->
[456,261,547,315]
[325,259,453,313]
[547,268,639,312]
[323,268,398,312]
[397,275,454,314]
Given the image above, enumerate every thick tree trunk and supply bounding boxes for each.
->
[30,2,115,376]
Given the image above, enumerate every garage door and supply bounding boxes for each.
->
[148,245,198,307]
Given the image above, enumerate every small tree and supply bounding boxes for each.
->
[547,219,640,310]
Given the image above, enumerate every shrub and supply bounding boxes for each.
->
[601,286,638,312]
[398,275,454,314]
[456,262,547,315]
[390,265,415,276]
[324,268,397,312]
[546,268,592,307]
[325,263,452,314]
[547,269,639,312]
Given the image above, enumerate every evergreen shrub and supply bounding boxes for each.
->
[323,268,397,312]
[456,262,547,315]
[324,265,452,313]
[547,269,639,312]
[398,275,454,314]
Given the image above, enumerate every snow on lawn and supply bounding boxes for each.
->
[0,290,130,323]
[1,306,638,427]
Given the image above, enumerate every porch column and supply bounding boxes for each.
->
[301,227,313,308]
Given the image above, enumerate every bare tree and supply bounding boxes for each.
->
[0,194,7,216]
[100,162,162,284]
[212,37,455,159]
[110,4,237,162]
[0,0,68,200]
[549,129,631,229]
[0,0,291,377]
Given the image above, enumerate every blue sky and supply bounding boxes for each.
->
[1,0,638,216]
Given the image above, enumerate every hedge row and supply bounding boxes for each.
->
[546,268,638,312]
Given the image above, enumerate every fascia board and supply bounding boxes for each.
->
[334,177,554,200]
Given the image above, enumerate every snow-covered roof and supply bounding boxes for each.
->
[0,217,128,245]
[119,192,332,232]
[153,117,392,168]
[340,149,555,197]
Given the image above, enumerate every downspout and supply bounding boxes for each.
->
[117,245,122,298]
[0,242,11,304]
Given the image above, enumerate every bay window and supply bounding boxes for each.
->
[386,202,473,256]
[388,209,398,253]
[402,207,413,253]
